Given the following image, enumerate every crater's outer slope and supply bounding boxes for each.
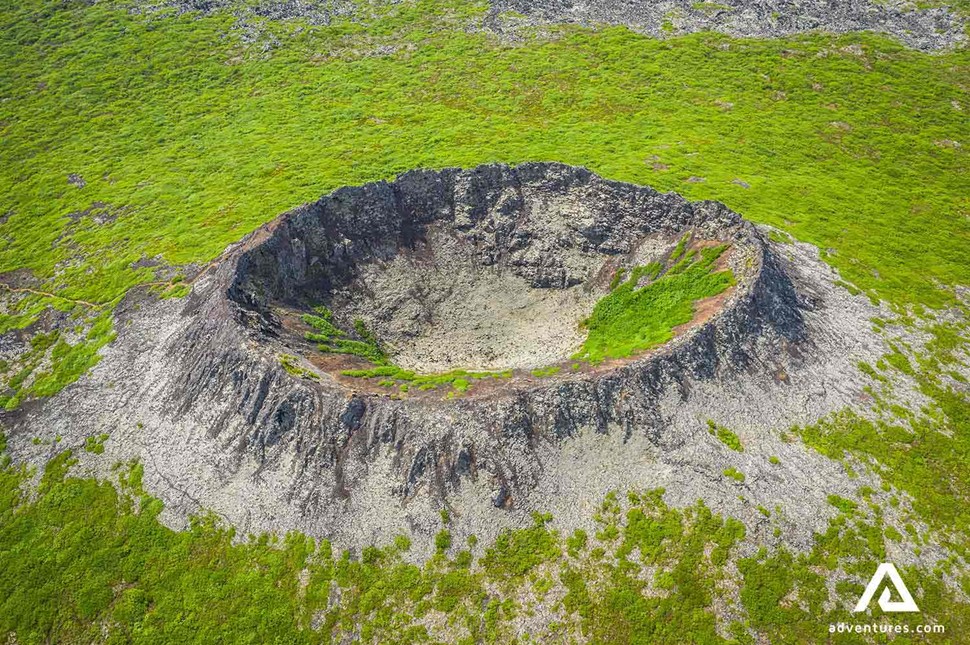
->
[3,163,893,557]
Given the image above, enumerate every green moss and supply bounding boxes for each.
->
[343,365,510,395]
[609,267,627,291]
[884,525,903,542]
[570,493,745,643]
[159,283,191,299]
[481,513,560,584]
[798,404,969,537]
[766,229,792,244]
[278,354,319,381]
[530,365,561,378]
[566,529,588,557]
[303,309,388,365]
[83,433,109,455]
[707,420,744,452]
[826,494,858,515]
[4,311,116,408]
[1,0,968,397]
[576,245,733,362]
[723,467,745,483]
[434,529,452,553]
[737,496,968,642]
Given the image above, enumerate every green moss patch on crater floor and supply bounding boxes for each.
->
[575,241,735,363]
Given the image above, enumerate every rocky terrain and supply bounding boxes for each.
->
[120,0,967,50]
[490,0,967,50]
[2,163,912,560]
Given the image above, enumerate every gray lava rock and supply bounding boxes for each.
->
[489,0,966,51]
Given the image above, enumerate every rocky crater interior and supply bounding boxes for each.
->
[230,163,760,393]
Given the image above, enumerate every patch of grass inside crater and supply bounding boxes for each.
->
[300,242,734,392]
[300,306,512,394]
[302,306,388,366]
[575,244,734,363]
[342,365,513,394]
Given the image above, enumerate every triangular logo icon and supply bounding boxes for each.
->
[853,563,919,613]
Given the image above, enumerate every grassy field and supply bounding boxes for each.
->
[2,444,967,643]
[1,0,969,641]
[1,0,967,404]
[0,0,967,311]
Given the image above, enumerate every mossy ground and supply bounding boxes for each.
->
[2,1,966,309]
[1,0,969,640]
[0,310,116,410]
[303,306,389,365]
[1,445,966,643]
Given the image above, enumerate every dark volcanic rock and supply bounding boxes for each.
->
[206,164,773,500]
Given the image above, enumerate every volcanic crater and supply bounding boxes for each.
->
[7,162,886,552]
[228,162,764,398]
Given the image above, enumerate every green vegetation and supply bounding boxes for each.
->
[530,365,562,378]
[736,496,969,643]
[1,437,967,643]
[303,307,387,365]
[481,512,560,583]
[827,494,859,515]
[158,282,192,299]
[298,305,515,394]
[558,489,748,643]
[0,311,116,410]
[342,364,512,394]
[0,445,732,643]
[1,0,968,400]
[692,1,732,15]
[83,433,110,455]
[723,467,746,483]
[279,354,320,381]
[1,0,969,639]
[798,325,970,545]
[707,419,744,452]
[576,245,733,362]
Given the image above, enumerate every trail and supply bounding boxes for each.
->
[0,283,104,309]
[0,247,232,312]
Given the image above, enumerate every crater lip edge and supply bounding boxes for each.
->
[221,162,771,400]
